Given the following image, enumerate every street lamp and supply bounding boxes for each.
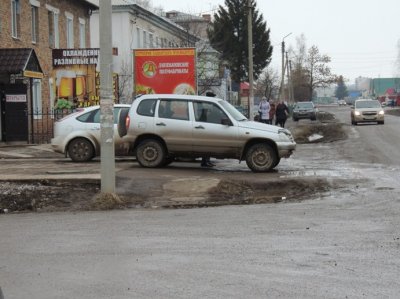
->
[280,32,292,101]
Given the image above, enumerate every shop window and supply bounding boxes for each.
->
[32,79,42,119]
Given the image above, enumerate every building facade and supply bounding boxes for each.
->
[90,3,198,103]
[0,0,97,143]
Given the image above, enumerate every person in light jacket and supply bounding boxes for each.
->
[258,97,270,124]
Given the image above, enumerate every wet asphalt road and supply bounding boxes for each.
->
[1,106,400,298]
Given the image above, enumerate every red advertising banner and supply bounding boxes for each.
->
[134,48,197,95]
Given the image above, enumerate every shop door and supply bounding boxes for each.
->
[0,84,28,142]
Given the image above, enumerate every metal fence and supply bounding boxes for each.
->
[28,108,74,144]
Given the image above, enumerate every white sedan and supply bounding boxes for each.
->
[51,104,131,162]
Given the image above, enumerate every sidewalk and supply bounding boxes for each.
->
[0,143,62,159]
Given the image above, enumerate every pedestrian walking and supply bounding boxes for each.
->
[268,100,276,125]
[275,100,289,128]
[258,97,270,124]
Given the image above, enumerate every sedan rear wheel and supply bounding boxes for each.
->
[68,138,94,162]
[136,139,166,168]
[245,143,278,172]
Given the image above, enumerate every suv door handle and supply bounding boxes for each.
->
[195,125,205,129]
[156,122,166,126]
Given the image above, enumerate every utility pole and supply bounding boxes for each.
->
[247,0,254,120]
[280,33,292,101]
[285,51,292,104]
[99,0,115,193]
[289,59,295,104]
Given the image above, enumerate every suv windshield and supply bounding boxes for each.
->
[219,100,247,121]
[296,102,314,109]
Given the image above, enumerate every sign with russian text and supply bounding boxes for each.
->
[50,48,119,108]
[6,94,26,103]
[52,49,100,66]
[134,48,197,95]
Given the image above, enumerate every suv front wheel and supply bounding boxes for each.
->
[245,143,278,172]
[136,139,166,168]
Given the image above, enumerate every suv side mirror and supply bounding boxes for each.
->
[221,118,233,126]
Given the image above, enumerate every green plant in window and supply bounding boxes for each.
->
[55,99,74,109]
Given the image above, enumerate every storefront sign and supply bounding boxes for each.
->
[52,48,100,66]
[134,48,197,95]
[24,70,44,79]
[6,94,27,103]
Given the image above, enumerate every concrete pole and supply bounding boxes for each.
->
[99,0,115,193]
[280,33,292,101]
[289,59,295,103]
[286,51,291,104]
[280,40,285,101]
[247,0,254,120]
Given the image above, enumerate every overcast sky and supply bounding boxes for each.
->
[149,0,399,83]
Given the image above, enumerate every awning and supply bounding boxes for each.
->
[0,48,43,78]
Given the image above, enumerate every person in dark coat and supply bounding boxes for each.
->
[275,100,289,128]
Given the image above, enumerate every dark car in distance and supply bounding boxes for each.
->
[292,101,317,121]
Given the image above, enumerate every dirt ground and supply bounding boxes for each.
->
[0,112,348,213]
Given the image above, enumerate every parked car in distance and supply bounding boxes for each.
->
[292,101,317,121]
[350,99,384,125]
[118,94,296,172]
[51,104,131,161]
[338,99,346,106]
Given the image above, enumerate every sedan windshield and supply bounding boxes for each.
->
[355,100,381,109]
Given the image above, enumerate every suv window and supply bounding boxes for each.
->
[137,99,157,117]
[158,99,189,121]
[194,101,227,124]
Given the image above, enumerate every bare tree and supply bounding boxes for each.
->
[289,35,337,101]
[305,45,337,99]
[255,67,280,100]
[118,61,133,103]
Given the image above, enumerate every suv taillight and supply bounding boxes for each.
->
[125,115,130,129]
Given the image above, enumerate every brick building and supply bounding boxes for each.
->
[0,0,97,143]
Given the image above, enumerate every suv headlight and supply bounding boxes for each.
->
[278,129,294,142]
[354,111,361,116]
[379,110,385,115]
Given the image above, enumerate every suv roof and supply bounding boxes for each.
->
[135,94,220,103]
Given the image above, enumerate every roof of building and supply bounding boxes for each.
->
[0,48,43,74]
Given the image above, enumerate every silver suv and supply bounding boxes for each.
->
[118,94,296,172]
[292,101,317,121]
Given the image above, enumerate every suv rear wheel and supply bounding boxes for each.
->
[136,139,166,168]
[245,143,278,172]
